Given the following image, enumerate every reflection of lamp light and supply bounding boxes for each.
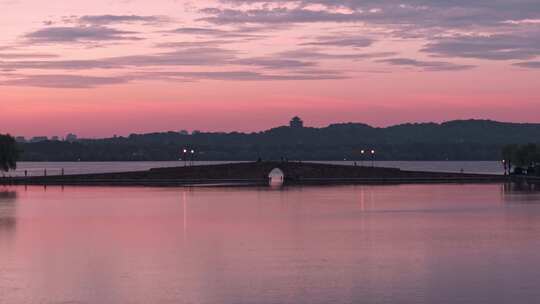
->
[182,148,188,166]
[189,149,196,166]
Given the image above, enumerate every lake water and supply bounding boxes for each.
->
[5,161,504,177]
[1,183,540,303]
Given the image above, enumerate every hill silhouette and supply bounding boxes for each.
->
[19,119,540,161]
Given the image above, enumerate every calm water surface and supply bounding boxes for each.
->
[1,183,540,303]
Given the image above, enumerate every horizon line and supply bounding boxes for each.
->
[12,117,540,140]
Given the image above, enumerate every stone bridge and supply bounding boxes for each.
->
[147,161,407,181]
[1,161,508,186]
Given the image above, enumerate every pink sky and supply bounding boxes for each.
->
[0,0,539,138]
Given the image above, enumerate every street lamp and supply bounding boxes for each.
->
[371,149,376,167]
[360,150,365,166]
[182,148,188,166]
[190,149,195,166]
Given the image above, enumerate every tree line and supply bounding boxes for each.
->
[502,144,540,175]
[2,120,540,168]
[3,119,540,164]
[0,134,19,172]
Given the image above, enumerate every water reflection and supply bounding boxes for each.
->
[1,184,540,303]
[0,189,17,235]
[502,182,540,203]
[268,168,285,186]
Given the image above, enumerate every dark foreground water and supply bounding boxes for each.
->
[1,183,539,303]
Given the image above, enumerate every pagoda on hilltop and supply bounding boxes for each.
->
[289,116,304,128]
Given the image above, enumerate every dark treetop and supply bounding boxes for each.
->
[502,144,540,168]
[0,134,19,171]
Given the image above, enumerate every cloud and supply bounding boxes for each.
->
[213,0,540,28]
[1,47,238,71]
[168,26,266,41]
[0,59,117,70]
[154,40,237,48]
[199,7,364,24]
[0,69,346,88]
[0,0,18,5]
[24,26,142,44]
[0,44,350,85]
[199,1,540,63]
[78,15,169,25]
[277,48,395,60]
[513,61,540,69]
[0,74,129,88]
[171,27,229,35]
[301,35,375,48]
[377,58,475,71]
[503,19,540,25]
[109,47,238,67]
[422,33,540,60]
[42,14,170,26]
[0,52,58,59]
[144,70,347,81]
[0,46,330,72]
[231,57,316,69]
[0,45,397,74]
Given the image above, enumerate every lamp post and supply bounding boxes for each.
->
[502,159,507,175]
[371,149,376,167]
[190,149,195,166]
[182,148,188,167]
[360,150,365,166]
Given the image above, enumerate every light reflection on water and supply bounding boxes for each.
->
[1,183,540,304]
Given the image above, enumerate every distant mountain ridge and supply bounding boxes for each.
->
[19,119,540,161]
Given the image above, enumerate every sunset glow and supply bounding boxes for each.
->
[1,0,539,137]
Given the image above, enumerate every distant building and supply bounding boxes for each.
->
[66,133,78,142]
[179,130,189,135]
[30,136,48,143]
[290,116,304,128]
[15,136,26,143]
[51,136,60,141]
